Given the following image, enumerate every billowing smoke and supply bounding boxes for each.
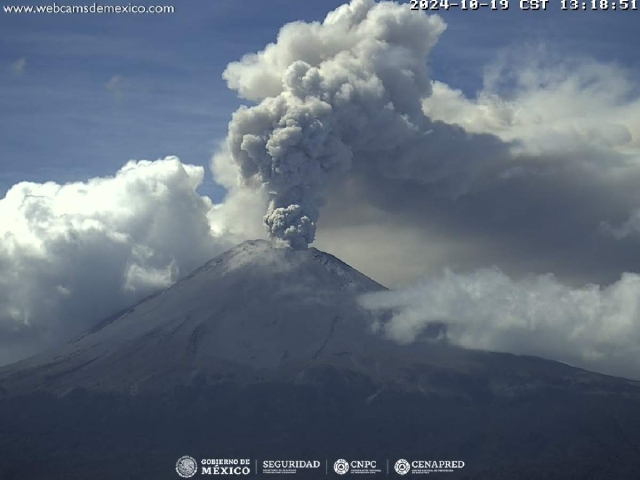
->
[360,269,640,380]
[219,0,506,249]
[313,47,640,288]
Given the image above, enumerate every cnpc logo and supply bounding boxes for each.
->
[334,459,379,475]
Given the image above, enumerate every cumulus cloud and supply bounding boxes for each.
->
[0,157,236,365]
[422,50,640,156]
[360,269,640,380]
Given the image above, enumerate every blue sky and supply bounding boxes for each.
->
[1,0,638,201]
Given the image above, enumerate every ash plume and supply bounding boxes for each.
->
[221,0,504,249]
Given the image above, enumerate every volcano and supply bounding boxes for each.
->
[2,240,640,480]
[0,239,388,395]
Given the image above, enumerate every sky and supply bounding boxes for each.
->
[2,0,640,378]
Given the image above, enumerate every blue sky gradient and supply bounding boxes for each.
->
[1,0,638,201]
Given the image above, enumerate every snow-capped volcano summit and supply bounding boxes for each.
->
[0,240,389,394]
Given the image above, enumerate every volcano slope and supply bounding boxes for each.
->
[1,240,640,479]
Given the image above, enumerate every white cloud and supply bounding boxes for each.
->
[0,157,239,365]
[361,269,640,380]
[422,51,640,157]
